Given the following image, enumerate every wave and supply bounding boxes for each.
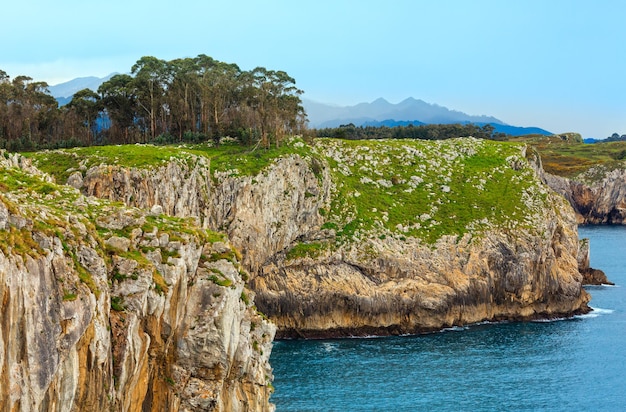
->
[574,306,614,319]
[441,325,470,332]
[532,317,568,323]
[585,284,620,289]
[318,308,615,341]
[527,307,614,323]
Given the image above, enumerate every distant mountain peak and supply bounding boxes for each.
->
[48,73,118,100]
[399,97,420,104]
[372,97,390,104]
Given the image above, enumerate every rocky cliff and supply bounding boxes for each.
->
[75,151,329,274]
[544,164,626,224]
[33,137,591,339]
[253,139,590,337]
[0,152,275,411]
[577,238,613,285]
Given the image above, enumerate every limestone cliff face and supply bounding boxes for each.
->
[544,166,626,224]
[80,155,330,272]
[0,156,275,411]
[79,157,212,225]
[0,225,112,411]
[65,138,591,338]
[254,192,588,338]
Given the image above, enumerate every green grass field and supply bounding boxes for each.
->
[509,133,626,180]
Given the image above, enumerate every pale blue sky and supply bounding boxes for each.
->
[2,0,625,138]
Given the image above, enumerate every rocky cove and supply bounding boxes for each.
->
[0,136,614,410]
[545,166,626,225]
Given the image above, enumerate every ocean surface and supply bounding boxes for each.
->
[269,225,626,411]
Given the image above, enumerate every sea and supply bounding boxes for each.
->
[269,225,626,411]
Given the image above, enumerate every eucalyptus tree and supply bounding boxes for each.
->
[98,74,138,143]
[131,56,171,141]
[0,55,307,149]
[4,76,57,147]
[167,57,201,140]
[67,88,101,144]
[195,55,242,145]
[0,70,11,140]
[244,67,304,148]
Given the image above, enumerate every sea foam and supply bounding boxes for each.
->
[574,306,614,319]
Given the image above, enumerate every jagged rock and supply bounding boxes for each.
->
[580,268,614,285]
[105,236,131,252]
[8,214,30,229]
[578,238,591,270]
[0,150,54,182]
[96,210,146,231]
[66,171,83,189]
[0,160,275,412]
[211,241,231,255]
[79,154,329,273]
[0,201,8,229]
[82,160,211,221]
[254,211,590,338]
[150,204,164,216]
[545,166,626,224]
[577,238,612,285]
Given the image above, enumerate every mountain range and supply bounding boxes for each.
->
[47,76,552,136]
[303,97,552,136]
[303,97,504,128]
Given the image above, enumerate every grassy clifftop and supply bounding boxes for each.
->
[23,138,317,183]
[509,133,626,180]
[23,137,555,247]
[317,138,550,245]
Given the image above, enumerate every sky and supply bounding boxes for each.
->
[2,0,625,138]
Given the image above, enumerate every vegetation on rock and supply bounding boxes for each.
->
[0,150,275,411]
[24,136,317,184]
[509,133,626,181]
[0,149,243,301]
[25,135,555,251]
[315,137,550,245]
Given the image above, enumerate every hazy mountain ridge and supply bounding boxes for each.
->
[304,97,552,136]
[304,97,505,128]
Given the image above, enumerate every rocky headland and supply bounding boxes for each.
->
[26,137,592,340]
[516,133,626,226]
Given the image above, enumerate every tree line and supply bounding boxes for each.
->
[0,55,306,151]
[312,122,507,141]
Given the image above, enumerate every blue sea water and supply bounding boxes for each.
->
[269,226,626,411]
